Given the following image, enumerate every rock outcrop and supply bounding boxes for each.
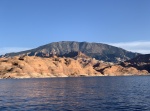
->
[120,54,150,72]
[0,56,101,78]
[101,65,148,76]
[99,54,150,76]
[0,55,148,79]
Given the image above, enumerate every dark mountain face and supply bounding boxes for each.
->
[3,41,139,62]
[126,54,150,63]
[120,54,150,72]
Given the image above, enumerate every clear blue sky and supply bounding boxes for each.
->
[0,0,150,54]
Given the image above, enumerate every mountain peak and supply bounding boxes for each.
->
[2,41,139,62]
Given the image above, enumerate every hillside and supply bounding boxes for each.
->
[3,41,139,62]
[120,54,150,72]
[0,55,148,79]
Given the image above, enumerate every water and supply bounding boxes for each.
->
[0,76,150,111]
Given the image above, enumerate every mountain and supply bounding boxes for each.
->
[3,41,139,62]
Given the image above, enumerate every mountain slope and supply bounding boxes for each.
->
[3,41,139,62]
[120,54,150,72]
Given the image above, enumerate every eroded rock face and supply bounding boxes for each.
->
[101,65,148,76]
[123,54,150,72]
[0,56,103,79]
[0,55,148,79]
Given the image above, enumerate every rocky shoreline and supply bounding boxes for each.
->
[0,54,149,79]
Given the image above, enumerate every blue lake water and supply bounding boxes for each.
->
[0,76,150,111]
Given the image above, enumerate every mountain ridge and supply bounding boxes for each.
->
[2,41,139,62]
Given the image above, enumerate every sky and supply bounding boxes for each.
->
[0,0,150,54]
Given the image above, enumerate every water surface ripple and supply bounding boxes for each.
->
[0,76,150,111]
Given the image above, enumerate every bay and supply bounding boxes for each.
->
[0,76,150,111]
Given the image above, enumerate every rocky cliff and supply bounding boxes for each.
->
[3,41,139,63]
[99,54,150,76]
[120,54,150,72]
[0,54,148,79]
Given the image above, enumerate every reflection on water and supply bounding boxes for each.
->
[0,76,150,110]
